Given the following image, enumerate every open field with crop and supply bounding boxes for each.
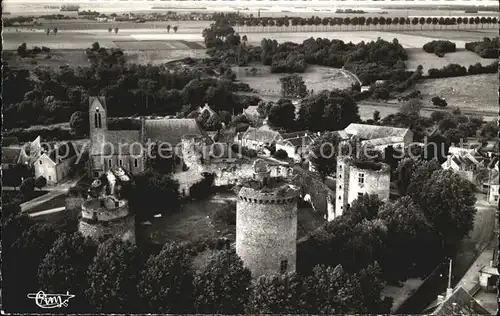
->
[232,65,354,98]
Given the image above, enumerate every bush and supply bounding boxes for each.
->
[431,96,448,107]
[427,64,467,78]
[273,149,289,160]
[465,37,499,59]
[423,40,456,56]
[211,204,236,226]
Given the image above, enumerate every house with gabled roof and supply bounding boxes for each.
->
[239,126,282,151]
[431,286,490,315]
[344,123,413,149]
[276,131,321,162]
[34,141,78,185]
[442,148,483,183]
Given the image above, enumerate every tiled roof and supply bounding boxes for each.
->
[104,130,142,155]
[2,147,22,165]
[144,118,211,146]
[278,131,320,148]
[361,136,405,147]
[344,123,410,140]
[432,286,490,315]
[241,127,281,144]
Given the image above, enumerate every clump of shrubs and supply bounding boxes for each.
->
[465,37,499,58]
[431,96,448,107]
[17,43,51,58]
[423,40,456,57]
[273,149,289,160]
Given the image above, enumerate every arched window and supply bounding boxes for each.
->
[97,113,102,128]
[94,113,99,128]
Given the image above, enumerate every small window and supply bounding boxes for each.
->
[358,192,364,198]
[108,159,112,168]
[280,260,288,274]
[339,185,342,189]
[495,195,499,202]
[48,176,52,181]
[119,159,123,167]
[93,171,99,178]
[338,196,341,200]
[134,158,138,168]
[338,174,342,179]
[39,160,42,165]
[358,173,365,184]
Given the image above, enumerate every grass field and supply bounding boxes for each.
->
[233,65,354,97]
[405,48,494,71]
[415,73,498,113]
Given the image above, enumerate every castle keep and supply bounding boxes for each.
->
[335,156,391,217]
[236,160,299,278]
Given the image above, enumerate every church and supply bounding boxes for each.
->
[88,96,211,178]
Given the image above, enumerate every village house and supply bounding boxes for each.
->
[487,168,499,204]
[2,136,42,170]
[344,123,414,149]
[237,126,282,151]
[441,148,483,184]
[34,141,78,185]
[478,249,498,293]
[431,286,490,315]
[275,131,321,162]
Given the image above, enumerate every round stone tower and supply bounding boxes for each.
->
[236,160,299,278]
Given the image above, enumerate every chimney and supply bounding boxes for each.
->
[446,287,453,299]
[452,302,457,313]
[437,295,444,304]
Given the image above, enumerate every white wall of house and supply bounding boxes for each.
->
[489,184,499,204]
[34,154,58,185]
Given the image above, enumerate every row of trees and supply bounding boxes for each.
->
[228,15,498,32]
[465,37,500,58]
[427,61,497,79]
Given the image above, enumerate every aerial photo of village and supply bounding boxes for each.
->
[1,0,499,314]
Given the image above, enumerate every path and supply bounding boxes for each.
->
[28,207,66,218]
[18,175,84,213]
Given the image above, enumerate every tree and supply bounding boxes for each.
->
[114,27,119,34]
[108,27,112,33]
[399,98,422,115]
[409,167,477,250]
[38,232,98,312]
[267,98,296,130]
[373,110,381,122]
[246,273,306,313]
[3,220,58,313]
[378,197,437,280]
[69,110,90,136]
[53,27,58,35]
[20,177,35,197]
[298,90,360,132]
[137,242,194,313]
[273,149,289,160]
[257,100,274,118]
[87,238,145,313]
[279,74,307,98]
[193,249,251,314]
[419,17,425,29]
[34,176,47,191]
[167,24,171,33]
[46,28,50,35]
[343,193,384,224]
[173,25,178,33]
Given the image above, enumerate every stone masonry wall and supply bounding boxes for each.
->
[78,215,135,244]
[236,187,298,278]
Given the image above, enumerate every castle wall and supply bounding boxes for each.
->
[346,165,390,203]
[81,200,130,221]
[78,215,135,244]
[236,187,298,278]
